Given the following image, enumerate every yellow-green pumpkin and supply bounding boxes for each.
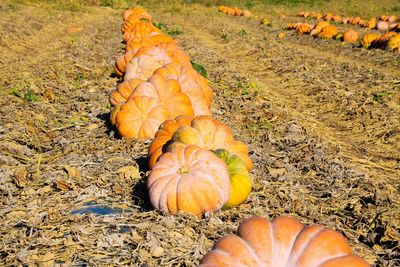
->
[213,149,251,209]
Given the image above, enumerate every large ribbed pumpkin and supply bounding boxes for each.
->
[123,21,161,42]
[124,43,191,81]
[387,34,400,51]
[199,216,370,267]
[109,78,144,106]
[147,144,230,217]
[148,116,252,171]
[317,25,338,39]
[127,73,194,118]
[154,62,212,115]
[112,96,169,139]
[126,34,175,52]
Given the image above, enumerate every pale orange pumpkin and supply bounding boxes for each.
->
[332,15,341,22]
[112,96,170,139]
[241,10,252,17]
[376,21,389,31]
[199,215,370,267]
[154,62,212,115]
[147,144,230,216]
[123,7,152,22]
[126,34,175,52]
[127,73,194,119]
[109,78,144,106]
[123,21,161,42]
[343,29,359,42]
[124,42,191,81]
[233,7,241,16]
[148,115,252,170]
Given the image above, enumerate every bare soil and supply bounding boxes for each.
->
[0,2,399,266]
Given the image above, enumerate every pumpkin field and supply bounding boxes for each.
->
[0,0,399,266]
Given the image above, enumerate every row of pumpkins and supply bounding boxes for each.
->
[218,5,251,17]
[297,11,400,32]
[285,21,400,51]
[110,7,370,266]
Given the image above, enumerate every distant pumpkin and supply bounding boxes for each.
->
[343,29,359,42]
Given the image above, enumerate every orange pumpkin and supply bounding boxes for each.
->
[127,73,194,119]
[297,23,313,34]
[123,7,152,22]
[332,15,341,22]
[218,6,227,13]
[126,34,175,52]
[199,215,370,267]
[343,29,359,42]
[285,23,302,30]
[241,10,251,17]
[124,43,191,81]
[317,25,338,39]
[109,78,144,106]
[361,33,380,48]
[342,17,350,24]
[147,144,230,216]
[233,7,241,16]
[154,62,212,115]
[112,96,170,139]
[368,18,377,29]
[324,13,333,21]
[123,21,161,42]
[310,21,330,36]
[388,15,398,23]
[148,116,252,170]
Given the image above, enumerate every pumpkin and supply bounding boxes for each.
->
[376,21,389,31]
[154,62,212,116]
[297,11,305,17]
[387,33,400,51]
[390,23,400,32]
[388,15,398,23]
[126,34,175,52]
[297,24,312,34]
[241,10,251,17]
[310,21,330,36]
[343,29,359,42]
[114,49,139,78]
[342,17,350,24]
[332,15,341,22]
[317,25,338,39]
[123,7,151,22]
[148,116,252,170]
[121,16,139,34]
[109,78,144,106]
[371,31,397,49]
[113,96,170,139]
[147,144,230,217]
[226,8,235,16]
[368,18,377,29]
[315,13,323,20]
[127,73,194,119]
[199,215,370,267]
[277,32,286,38]
[324,13,333,21]
[285,23,302,30]
[124,42,191,81]
[349,17,361,25]
[361,33,379,48]
[213,149,251,209]
[123,21,161,42]
[218,6,227,13]
[232,7,241,16]
[380,15,389,22]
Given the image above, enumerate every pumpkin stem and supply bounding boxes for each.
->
[178,167,190,175]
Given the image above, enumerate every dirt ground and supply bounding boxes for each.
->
[0,1,399,266]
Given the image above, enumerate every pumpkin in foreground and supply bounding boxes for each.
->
[199,215,370,267]
[147,144,230,216]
